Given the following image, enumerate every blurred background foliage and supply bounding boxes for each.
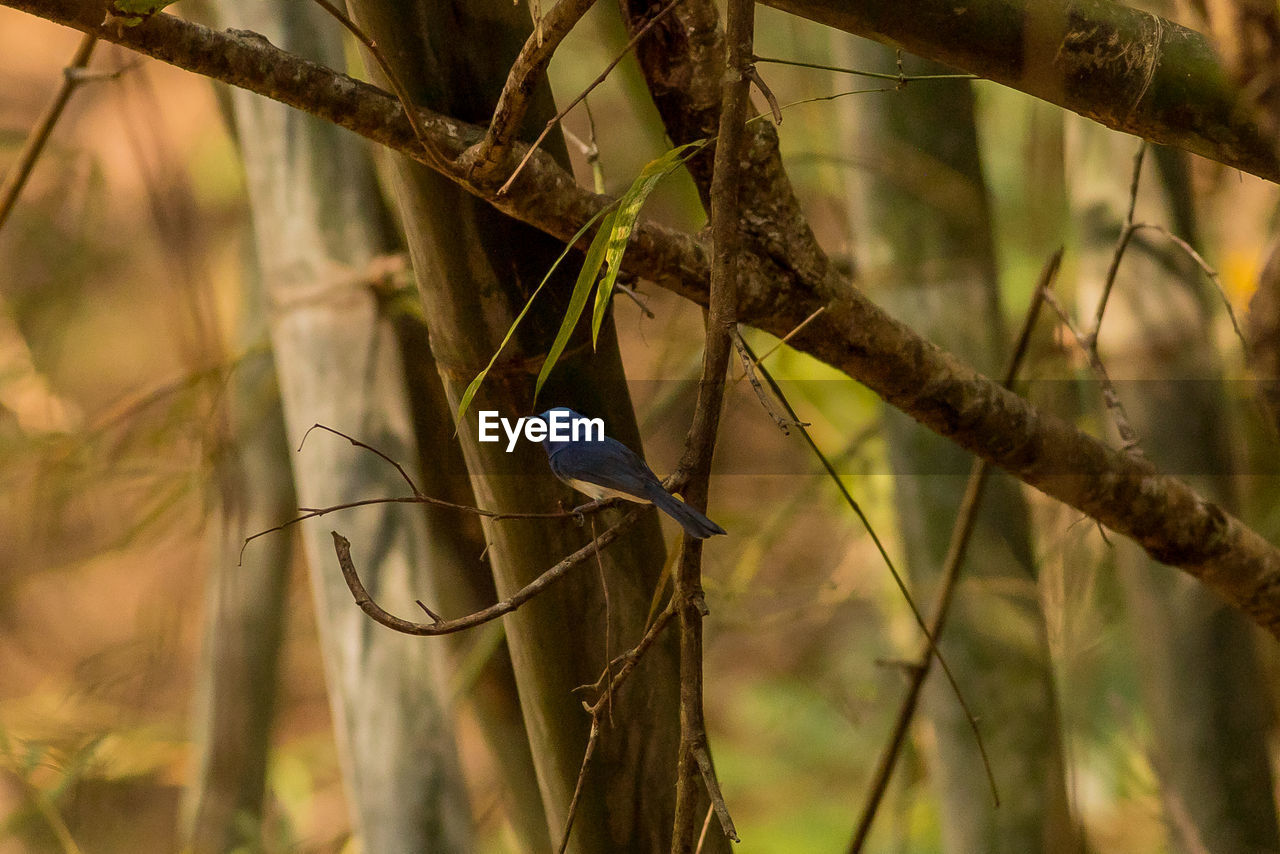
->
[1,2,1278,852]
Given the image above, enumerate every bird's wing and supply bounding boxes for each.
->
[548,437,664,500]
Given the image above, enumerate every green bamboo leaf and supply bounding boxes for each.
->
[533,208,616,402]
[465,140,709,420]
[591,140,708,344]
[455,203,615,424]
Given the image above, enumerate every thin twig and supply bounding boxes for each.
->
[497,0,690,194]
[590,516,614,726]
[614,280,656,317]
[1132,222,1246,345]
[1004,255,1061,390]
[556,716,600,854]
[1053,141,1242,462]
[416,599,444,623]
[752,54,977,83]
[847,248,1061,853]
[1091,221,1140,344]
[737,332,999,812]
[1090,144,1146,335]
[745,64,782,124]
[461,0,598,179]
[750,304,826,365]
[576,602,676,699]
[695,804,715,854]
[242,493,611,562]
[331,509,641,635]
[559,603,677,853]
[308,0,444,168]
[693,745,734,843]
[1048,142,1147,457]
[300,423,423,497]
[752,86,897,118]
[1123,141,1144,224]
[1041,285,1144,456]
[240,422,613,561]
[669,0,752,844]
[731,324,794,434]
[0,33,97,231]
[608,603,676,692]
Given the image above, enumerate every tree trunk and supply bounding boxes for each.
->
[342,1,701,850]
[185,326,292,853]
[208,2,472,850]
[841,41,1076,854]
[380,293,552,852]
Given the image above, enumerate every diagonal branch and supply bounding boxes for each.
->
[496,0,691,195]
[307,0,443,167]
[0,32,96,229]
[6,0,1280,637]
[558,603,678,853]
[457,0,597,180]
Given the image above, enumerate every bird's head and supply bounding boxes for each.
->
[533,407,596,454]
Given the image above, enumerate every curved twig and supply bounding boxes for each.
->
[299,423,423,496]
[331,506,642,636]
[558,603,677,853]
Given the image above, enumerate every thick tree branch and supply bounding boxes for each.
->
[7,0,1280,636]
[759,0,1280,181]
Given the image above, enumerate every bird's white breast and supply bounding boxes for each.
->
[563,477,650,504]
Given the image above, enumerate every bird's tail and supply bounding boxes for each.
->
[647,486,727,539]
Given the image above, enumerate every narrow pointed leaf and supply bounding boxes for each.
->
[591,140,709,344]
[534,208,617,402]
[455,204,616,424]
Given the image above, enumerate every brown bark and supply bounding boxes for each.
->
[757,0,1280,181]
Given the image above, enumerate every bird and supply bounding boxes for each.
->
[533,407,726,539]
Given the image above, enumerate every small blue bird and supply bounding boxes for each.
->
[533,407,726,539]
